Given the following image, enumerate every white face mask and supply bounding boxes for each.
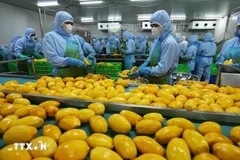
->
[151,26,163,37]
[63,24,73,33]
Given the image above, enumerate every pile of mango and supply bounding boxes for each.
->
[119,66,138,78]
[34,58,47,62]
[0,94,240,160]
[224,59,233,65]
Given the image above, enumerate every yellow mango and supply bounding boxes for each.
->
[115,80,129,88]
[95,97,108,102]
[133,136,164,156]
[193,153,219,160]
[205,84,219,91]
[202,95,215,105]
[166,138,191,160]
[3,125,37,144]
[87,103,105,115]
[87,133,113,149]
[109,97,127,104]
[234,102,240,107]
[150,102,167,108]
[43,124,61,141]
[90,146,123,160]
[87,90,105,99]
[136,119,162,135]
[217,87,229,94]
[198,121,222,135]
[30,136,57,158]
[44,106,59,117]
[29,107,47,120]
[134,153,166,160]
[0,115,19,133]
[157,91,175,101]
[39,100,60,108]
[143,112,165,122]
[230,126,240,143]
[75,109,95,123]
[32,158,52,160]
[0,144,31,160]
[213,143,240,160]
[59,115,81,130]
[168,100,184,109]
[8,116,44,128]
[166,117,196,130]
[113,134,137,159]
[216,96,234,109]
[55,108,78,121]
[15,106,37,118]
[136,99,151,105]
[120,110,142,126]
[1,104,24,117]
[5,93,22,103]
[13,98,31,105]
[204,132,233,146]
[58,129,87,144]
[144,87,159,94]
[198,104,212,111]
[0,91,5,98]
[108,114,131,133]
[0,98,8,103]
[54,140,90,160]
[182,129,209,155]
[127,96,141,104]
[225,107,240,114]
[153,97,171,105]
[155,126,183,144]
[89,115,108,133]
[184,99,198,110]
[0,115,3,121]
[210,103,224,112]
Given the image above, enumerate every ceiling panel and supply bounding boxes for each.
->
[1,0,240,24]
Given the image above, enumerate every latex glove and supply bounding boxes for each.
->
[128,71,140,79]
[66,57,87,68]
[33,51,43,59]
[86,58,93,65]
[17,54,28,59]
[139,60,149,70]
[139,67,152,76]
[27,59,32,64]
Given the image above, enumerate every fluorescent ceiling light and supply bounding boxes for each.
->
[108,16,122,21]
[170,15,186,20]
[37,1,59,7]
[205,15,222,19]
[137,14,152,21]
[81,17,94,22]
[80,1,102,5]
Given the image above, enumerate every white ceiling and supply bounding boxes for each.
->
[1,0,240,24]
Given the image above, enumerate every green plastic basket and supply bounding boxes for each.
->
[34,61,53,75]
[7,62,18,72]
[27,64,34,76]
[176,64,190,73]
[95,62,122,77]
[211,64,218,75]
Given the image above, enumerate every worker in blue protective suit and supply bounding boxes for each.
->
[42,11,87,77]
[132,35,138,45]
[180,35,199,73]
[195,33,217,82]
[121,31,136,70]
[135,34,146,59]
[128,10,179,84]
[14,28,43,60]
[7,34,21,60]
[115,33,121,52]
[75,35,96,65]
[106,36,118,55]
[216,15,240,65]
[101,36,108,47]
[92,34,102,54]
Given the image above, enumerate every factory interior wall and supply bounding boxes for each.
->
[0,2,55,45]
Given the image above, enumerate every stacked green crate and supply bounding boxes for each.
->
[175,64,190,73]
[8,62,18,72]
[34,61,53,75]
[95,62,122,77]
[27,64,34,76]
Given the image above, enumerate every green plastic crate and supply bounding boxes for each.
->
[211,64,218,75]
[34,61,53,75]
[176,64,190,73]
[95,62,122,77]
[8,62,18,72]
[27,64,34,76]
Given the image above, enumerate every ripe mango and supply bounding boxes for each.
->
[166,138,191,160]
[134,153,166,160]
[15,106,38,118]
[108,114,131,133]
[75,109,95,123]
[8,116,44,128]
[0,144,31,160]
[90,146,123,160]
[87,103,105,115]
[13,98,31,105]
[1,104,24,117]
[87,133,113,149]
[182,129,209,155]
[120,110,142,126]
[59,115,80,130]
[55,108,78,121]
[204,132,233,146]
[136,119,162,135]
[113,134,137,159]
[39,100,60,108]
[54,140,90,160]
[143,112,165,122]
[5,93,22,103]
[30,136,57,158]
[0,115,19,133]
[58,129,88,144]
[166,117,196,130]
[3,125,37,144]
[29,107,47,120]
[89,115,108,133]
[43,124,61,142]
[230,126,240,144]
[198,121,222,135]
[193,153,219,160]
[155,126,183,144]
[32,158,52,160]
[213,143,240,160]
[133,136,164,156]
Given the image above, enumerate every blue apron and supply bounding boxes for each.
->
[145,39,171,84]
[225,39,240,63]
